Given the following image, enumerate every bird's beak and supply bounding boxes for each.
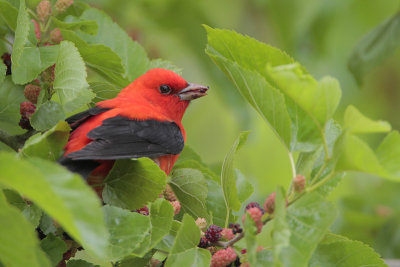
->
[177,83,209,101]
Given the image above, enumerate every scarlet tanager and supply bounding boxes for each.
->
[60,68,208,191]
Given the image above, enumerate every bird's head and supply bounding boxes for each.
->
[118,68,208,120]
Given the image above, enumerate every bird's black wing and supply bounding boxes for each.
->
[66,116,184,160]
[66,106,110,130]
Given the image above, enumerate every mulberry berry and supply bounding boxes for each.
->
[170,200,181,215]
[24,84,41,104]
[210,247,237,267]
[293,174,306,193]
[195,217,207,231]
[20,102,36,118]
[205,224,222,243]
[198,236,209,248]
[36,1,51,22]
[264,192,276,214]
[50,28,63,44]
[221,228,235,240]
[1,53,11,75]
[54,0,73,13]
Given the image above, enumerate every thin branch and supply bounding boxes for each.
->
[0,129,20,151]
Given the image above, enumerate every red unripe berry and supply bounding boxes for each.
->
[163,184,176,201]
[264,192,276,214]
[170,200,181,215]
[205,224,223,243]
[55,0,73,13]
[210,247,237,267]
[36,1,52,22]
[50,28,63,44]
[24,84,41,104]
[221,228,235,240]
[242,207,263,233]
[293,174,306,193]
[20,101,36,118]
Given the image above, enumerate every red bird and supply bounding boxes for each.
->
[60,68,208,192]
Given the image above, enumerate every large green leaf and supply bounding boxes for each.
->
[276,193,336,267]
[376,131,400,177]
[0,76,25,135]
[0,152,108,259]
[53,41,94,113]
[103,205,151,261]
[20,121,70,160]
[30,101,65,131]
[3,189,42,227]
[12,45,60,85]
[206,179,229,227]
[309,234,387,267]
[131,198,174,257]
[103,158,167,210]
[221,131,249,214]
[40,233,68,266]
[169,168,209,220]
[0,192,51,267]
[89,81,120,103]
[165,214,211,267]
[344,105,391,134]
[272,187,290,267]
[60,29,128,87]
[11,0,29,73]
[348,11,400,85]
[77,8,149,82]
[0,0,18,31]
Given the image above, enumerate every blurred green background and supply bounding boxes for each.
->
[27,0,400,258]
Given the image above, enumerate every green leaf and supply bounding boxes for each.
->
[77,8,149,82]
[20,121,70,160]
[206,179,229,227]
[3,189,42,227]
[89,81,120,102]
[165,248,211,267]
[52,16,98,35]
[40,233,68,266]
[165,214,211,267]
[335,133,389,178]
[277,193,336,267]
[344,105,391,134]
[103,158,167,210]
[376,131,400,177]
[169,168,209,220]
[131,198,174,257]
[0,76,25,135]
[154,220,181,253]
[117,251,153,267]
[11,0,29,71]
[60,29,127,87]
[0,191,51,267]
[205,26,292,148]
[309,234,387,267]
[0,0,18,31]
[53,41,94,113]
[0,152,108,259]
[170,214,200,254]
[235,169,254,203]
[244,212,258,266]
[272,186,290,267]
[348,11,400,85]
[30,101,65,131]
[12,45,59,85]
[103,205,151,261]
[221,131,249,213]
[66,259,99,267]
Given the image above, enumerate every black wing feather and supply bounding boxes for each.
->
[66,106,110,130]
[66,116,184,160]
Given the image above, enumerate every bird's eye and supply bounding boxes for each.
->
[159,85,171,94]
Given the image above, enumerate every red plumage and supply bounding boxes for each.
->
[61,68,208,195]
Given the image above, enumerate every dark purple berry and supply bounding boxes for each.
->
[198,236,209,248]
[19,117,32,130]
[204,224,222,242]
[1,53,11,75]
[229,223,243,234]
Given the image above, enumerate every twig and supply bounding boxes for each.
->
[0,129,37,151]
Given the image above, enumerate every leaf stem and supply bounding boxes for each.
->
[0,130,20,151]
[306,171,336,194]
[288,152,296,179]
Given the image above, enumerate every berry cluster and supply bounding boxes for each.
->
[19,102,36,130]
[228,223,243,234]
[205,224,223,243]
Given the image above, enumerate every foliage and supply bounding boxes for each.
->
[0,0,398,266]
